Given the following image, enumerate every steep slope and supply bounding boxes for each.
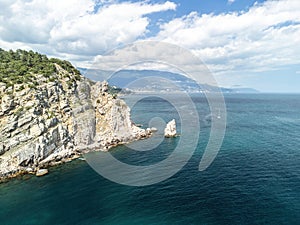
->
[0,49,149,180]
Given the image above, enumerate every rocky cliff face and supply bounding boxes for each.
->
[0,64,149,180]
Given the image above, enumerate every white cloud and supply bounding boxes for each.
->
[0,0,176,62]
[87,41,217,87]
[227,0,235,5]
[154,0,300,75]
[1,0,299,90]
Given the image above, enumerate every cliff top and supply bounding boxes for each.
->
[0,48,150,181]
[0,48,81,89]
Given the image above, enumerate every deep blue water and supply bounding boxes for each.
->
[0,94,299,225]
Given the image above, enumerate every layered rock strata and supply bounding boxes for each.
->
[0,65,150,180]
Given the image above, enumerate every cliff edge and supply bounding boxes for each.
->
[0,49,150,180]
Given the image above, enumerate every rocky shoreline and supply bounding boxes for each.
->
[0,62,152,182]
[0,131,153,182]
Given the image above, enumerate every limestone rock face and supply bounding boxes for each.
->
[164,119,177,138]
[0,66,150,180]
[91,81,149,150]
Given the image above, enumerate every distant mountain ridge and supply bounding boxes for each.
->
[80,68,259,93]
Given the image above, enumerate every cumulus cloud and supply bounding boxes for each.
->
[86,41,217,87]
[0,0,176,62]
[154,0,300,75]
[1,0,300,87]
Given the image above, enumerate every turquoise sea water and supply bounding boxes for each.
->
[0,94,299,225]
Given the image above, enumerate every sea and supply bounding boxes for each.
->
[0,93,299,225]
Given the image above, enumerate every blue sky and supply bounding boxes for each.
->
[0,0,299,92]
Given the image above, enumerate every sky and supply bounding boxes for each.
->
[0,0,299,92]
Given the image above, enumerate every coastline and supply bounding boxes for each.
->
[0,132,152,183]
[0,50,152,182]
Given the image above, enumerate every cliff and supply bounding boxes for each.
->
[0,49,150,180]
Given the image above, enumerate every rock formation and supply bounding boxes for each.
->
[164,119,177,137]
[0,62,150,180]
[36,169,48,177]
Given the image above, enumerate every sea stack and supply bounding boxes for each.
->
[164,119,177,137]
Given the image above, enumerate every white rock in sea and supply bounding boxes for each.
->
[36,169,49,177]
[164,119,177,138]
[150,127,158,132]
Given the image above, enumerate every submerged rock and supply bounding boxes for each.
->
[164,119,177,138]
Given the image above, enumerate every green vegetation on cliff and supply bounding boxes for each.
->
[0,48,81,87]
[0,49,150,180]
